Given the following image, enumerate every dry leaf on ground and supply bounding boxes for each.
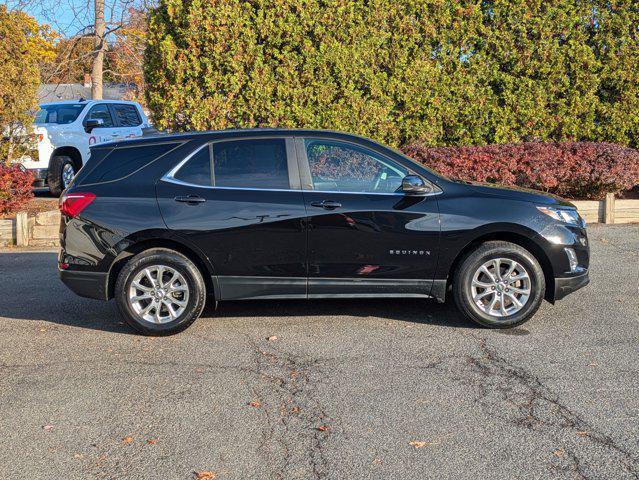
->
[193,471,216,479]
[122,436,134,444]
[409,440,436,449]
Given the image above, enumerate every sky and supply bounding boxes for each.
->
[1,0,137,37]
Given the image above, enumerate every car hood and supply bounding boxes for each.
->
[458,181,574,207]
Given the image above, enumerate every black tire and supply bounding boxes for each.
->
[114,248,207,335]
[47,155,75,196]
[453,241,545,328]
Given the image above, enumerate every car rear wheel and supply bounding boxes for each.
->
[453,241,545,328]
[47,155,76,196]
[115,248,206,335]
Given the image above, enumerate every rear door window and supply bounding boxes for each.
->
[174,147,212,186]
[112,104,142,127]
[212,139,289,189]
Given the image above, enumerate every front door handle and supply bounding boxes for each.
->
[310,200,342,210]
[174,195,206,205]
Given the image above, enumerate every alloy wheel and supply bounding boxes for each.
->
[470,258,531,318]
[128,265,190,324]
[62,163,75,188]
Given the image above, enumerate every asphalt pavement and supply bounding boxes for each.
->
[0,224,637,479]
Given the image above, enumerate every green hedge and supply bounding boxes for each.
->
[145,0,639,148]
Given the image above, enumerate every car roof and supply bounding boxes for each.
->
[98,128,386,149]
[40,99,139,107]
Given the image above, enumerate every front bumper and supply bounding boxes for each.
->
[554,271,589,301]
[59,269,108,301]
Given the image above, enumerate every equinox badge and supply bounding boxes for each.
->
[389,250,430,256]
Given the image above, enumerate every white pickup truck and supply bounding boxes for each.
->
[21,99,150,195]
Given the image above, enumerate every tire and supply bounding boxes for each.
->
[47,155,76,196]
[453,241,545,328]
[114,248,207,335]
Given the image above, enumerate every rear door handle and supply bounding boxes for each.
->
[310,200,342,210]
[174,195,206,205]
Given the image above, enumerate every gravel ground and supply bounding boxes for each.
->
[0,224,637,480]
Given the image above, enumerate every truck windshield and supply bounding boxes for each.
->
[34,104,86,125]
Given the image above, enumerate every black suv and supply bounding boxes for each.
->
[59,130,589,335]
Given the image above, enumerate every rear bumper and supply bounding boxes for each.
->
[28,168,48,187]
[554,271,589,301]
[59,269,108,301]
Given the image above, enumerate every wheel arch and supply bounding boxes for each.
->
[445,230,556,303]
[51,146,83,170]
[107,237,214,300]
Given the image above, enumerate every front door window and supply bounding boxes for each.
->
[305,139,407,194]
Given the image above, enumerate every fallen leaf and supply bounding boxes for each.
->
[249,401,261,408]
[193,471,216,479]
[73,453,84,459]
[106,347,113,353]
[267,335,278,341]
[576,431,589,436]
[42,424,54,432]
[122,436,134,444]
[372,458,383,465]
[409,440,436,448]
[317,425,330,432]
[147,439,157,445]
[39,328,46,332]
[553,448,565,457]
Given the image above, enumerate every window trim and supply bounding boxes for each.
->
[163,136,301,191]
[83,103,115,128]
[296,136,409,194]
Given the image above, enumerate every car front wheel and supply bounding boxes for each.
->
[115,248,207,335]
[453,241,545,328]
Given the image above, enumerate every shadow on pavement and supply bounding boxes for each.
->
[0,251,476,334]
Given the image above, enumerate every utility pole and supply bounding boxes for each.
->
[91,0,105,99]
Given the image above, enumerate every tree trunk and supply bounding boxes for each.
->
[92,0,105,100]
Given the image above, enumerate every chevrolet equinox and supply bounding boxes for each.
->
[58,130,590,335]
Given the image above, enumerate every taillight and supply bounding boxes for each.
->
[59,192,96,218]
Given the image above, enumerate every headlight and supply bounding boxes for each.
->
[537,206,583,226]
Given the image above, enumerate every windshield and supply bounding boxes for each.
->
[34,104,86,125]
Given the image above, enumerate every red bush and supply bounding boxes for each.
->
[401,142,639,200]
[0,164,33,216]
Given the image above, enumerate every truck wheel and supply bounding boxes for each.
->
[48,156,76,196]
[453,241,545,328]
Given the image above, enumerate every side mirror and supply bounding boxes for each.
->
[401,175,430,195]
[84,118,103,133]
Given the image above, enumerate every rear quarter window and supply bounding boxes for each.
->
[80,142,181,184]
